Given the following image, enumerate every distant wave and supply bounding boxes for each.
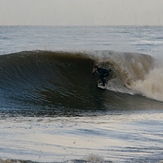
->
[0,50,162,116]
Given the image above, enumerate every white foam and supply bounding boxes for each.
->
[84,154,105,162]
[131,63,163,101]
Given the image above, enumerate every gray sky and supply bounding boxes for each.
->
[0,0,163,26]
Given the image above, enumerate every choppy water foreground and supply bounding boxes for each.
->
[1,109,163,163]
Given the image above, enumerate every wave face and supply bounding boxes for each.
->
[0,51,99,116]
[0,50,161,116]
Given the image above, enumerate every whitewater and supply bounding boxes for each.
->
[0,26,163,163]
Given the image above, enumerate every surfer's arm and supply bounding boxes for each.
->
[92,68,97,74]
[92,71,96,75]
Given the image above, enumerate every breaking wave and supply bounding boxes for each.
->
[0,50,162,116]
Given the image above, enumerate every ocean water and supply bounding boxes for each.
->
[0,26,163,163]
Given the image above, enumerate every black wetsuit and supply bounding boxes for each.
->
[96,67,109,86]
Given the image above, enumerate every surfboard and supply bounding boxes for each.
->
[97,83,107,89]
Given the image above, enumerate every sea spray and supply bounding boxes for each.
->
[131,61,163,101]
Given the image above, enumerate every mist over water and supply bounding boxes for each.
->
[0,26,163,163]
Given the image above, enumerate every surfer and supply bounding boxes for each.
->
[92,65,110,86]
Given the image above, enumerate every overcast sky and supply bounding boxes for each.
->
[0,0,163,26]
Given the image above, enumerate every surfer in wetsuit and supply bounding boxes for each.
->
[92,65,110,86]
